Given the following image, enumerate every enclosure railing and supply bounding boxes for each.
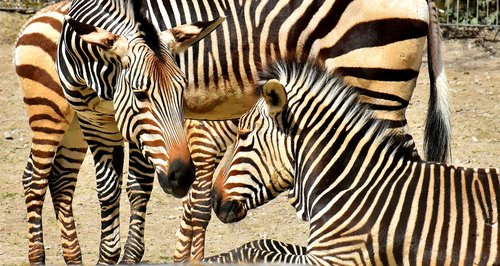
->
[438,0,499,27]
[0,0,499,27]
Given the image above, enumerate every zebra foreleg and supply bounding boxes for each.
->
[47,117,87,264]
[81,117,125,264]
[174,119,239,262]
[174,170,213,262]
[120,144,154,264]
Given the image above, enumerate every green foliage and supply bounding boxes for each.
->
[438,0,499,25]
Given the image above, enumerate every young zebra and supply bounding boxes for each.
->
[209,61,499,265]
[15,1,225,264]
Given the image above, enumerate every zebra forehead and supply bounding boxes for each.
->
[131,0,165,62]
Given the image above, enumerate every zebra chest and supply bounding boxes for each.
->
[64,86,116,122]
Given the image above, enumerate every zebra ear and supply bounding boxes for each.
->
[164,17,225,54]
[263,79,287,115]
[65,15,128,57]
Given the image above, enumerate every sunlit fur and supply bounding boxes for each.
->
[210,61,499,265]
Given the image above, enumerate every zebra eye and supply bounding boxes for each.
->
[238,129,252,140]
[133,91,149,101]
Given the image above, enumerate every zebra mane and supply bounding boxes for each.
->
[130,0,165,62]
[259,60,411,151]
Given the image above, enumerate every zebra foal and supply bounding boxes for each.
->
[209,61,499,265]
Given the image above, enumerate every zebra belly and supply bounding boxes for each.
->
[183,88,260,120]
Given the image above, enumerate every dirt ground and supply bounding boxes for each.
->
[0,11,498,265]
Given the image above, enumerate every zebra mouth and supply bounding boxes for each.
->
[214,200,247,223]
[156,159,196,198]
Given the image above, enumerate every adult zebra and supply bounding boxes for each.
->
[209,61,499,265]
[18,0,224,264]
[24,0,450,263]
[15,3,237,263]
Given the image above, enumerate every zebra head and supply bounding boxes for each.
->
[212,79,295,223]
[64,15,224,197]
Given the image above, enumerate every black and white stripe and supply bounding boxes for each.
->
[210,61,499,265]
[146,0,451,163]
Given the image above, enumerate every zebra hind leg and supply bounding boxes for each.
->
[120,144,154,264]
[48,117,87,264]
[22,119,74,264]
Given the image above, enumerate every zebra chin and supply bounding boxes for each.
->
[156,159,196,198]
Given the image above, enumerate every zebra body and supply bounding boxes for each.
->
[210,61,499,265]
[15,2,85,263]
[64,0,451,161]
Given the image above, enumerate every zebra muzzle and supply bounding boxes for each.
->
[213,200,247,224]
[156,159,196,198]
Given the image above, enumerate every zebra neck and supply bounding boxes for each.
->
[287,108,419,222]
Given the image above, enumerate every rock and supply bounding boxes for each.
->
[3,131,13,140]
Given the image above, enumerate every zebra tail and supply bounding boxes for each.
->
[424,0,452,163]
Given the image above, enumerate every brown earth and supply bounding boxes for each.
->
[0,11,498,265]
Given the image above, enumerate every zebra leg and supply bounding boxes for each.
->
[22,119,73,264]
[203,239,308,264]
[48,117,87,264]
[174,170,213,261]
[174,119,239,262]
[120,144,154,264]
[79,116,125,264]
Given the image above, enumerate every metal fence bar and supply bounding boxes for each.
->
[440,0,499,27]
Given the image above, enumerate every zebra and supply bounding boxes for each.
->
[208,60,499,265]
[18,0,223,264]
[15,3,237,263]
[30,0,450,263]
